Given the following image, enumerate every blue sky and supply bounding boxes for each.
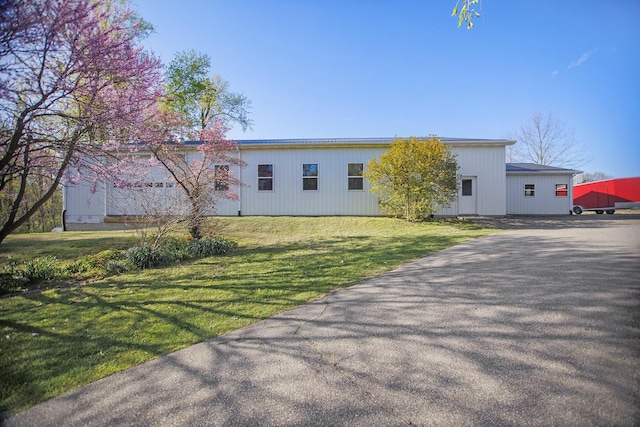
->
[132,0,640,178]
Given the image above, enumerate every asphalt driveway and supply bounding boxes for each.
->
[5,216,640,426]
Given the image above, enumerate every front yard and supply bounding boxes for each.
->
[0,216,494,416]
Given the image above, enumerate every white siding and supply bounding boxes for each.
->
[63,139,514,228]
[63,180,106,224]
[212,162,242,216]
[238,147,383,216]
[440,146,506,216]
[107,160,174,216]
[106,153,242,217]
[506,174,574,215]
[238,143,507,217]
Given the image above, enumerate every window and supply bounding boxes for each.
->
[461,179,472,196]
[302,163,318,190]
[348,163,364,190]
[214,165,229,191]
[555,183,568,197]
[524,184,535,197]
[258,164,273,191]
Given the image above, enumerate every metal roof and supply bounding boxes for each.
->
[506,163,582,174]
[236,137,394,144]
[135,137,515,155]
[235,137,513,144]
[231,137,516,149]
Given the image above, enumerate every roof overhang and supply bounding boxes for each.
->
[235,137,516,150]
[506,163,582,175]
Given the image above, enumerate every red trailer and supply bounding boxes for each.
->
[573,177,640,214]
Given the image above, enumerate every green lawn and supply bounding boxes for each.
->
[0,230,139,267]
[0,216,495,417]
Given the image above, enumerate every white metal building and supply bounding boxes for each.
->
[506,163,581,215]
[62,137,579,230]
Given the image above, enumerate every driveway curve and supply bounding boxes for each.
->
[6,216,640,426]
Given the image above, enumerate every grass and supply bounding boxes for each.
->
[0,216,495,417]
[0,230,139,267]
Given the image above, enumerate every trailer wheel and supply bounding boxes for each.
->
[606,210,615,214]
[595,210,604,214]
[572,206,583,215]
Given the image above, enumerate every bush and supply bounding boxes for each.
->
[190,236,237,257]
[21,256,59,283]
[64,249,132,277]
[158,237,192,262]
[63,249,126,276]
[125,245,168,269]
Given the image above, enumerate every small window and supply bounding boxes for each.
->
[214,165,229,191]
[555,184,567,197]
[348,163,364,190]
[461,179,472,196]
[525,184,535,197]
[258,164,273,191]
[303,163,318,191]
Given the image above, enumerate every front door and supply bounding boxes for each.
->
[459,177,477,215]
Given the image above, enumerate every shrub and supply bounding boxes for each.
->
[190,236,237,258]
[21,256,59,283]
[93,249,125,264]
[158,237,192,262]
[63,257,94,275]
[90,249,127,273]
[125,245,168,269]
[63,249,126,276]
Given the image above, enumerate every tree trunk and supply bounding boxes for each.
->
[0,143,75,245]
[188,197,203,240]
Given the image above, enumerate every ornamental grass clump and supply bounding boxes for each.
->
[157,237,193,261]
[125,245,168,269]
[21,256,59,282]
[190,236,237,257]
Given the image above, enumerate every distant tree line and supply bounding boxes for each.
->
[574,172,614,184]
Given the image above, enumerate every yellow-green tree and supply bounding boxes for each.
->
[365,137,459,221]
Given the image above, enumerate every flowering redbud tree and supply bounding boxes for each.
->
[147,121,245,240]
[0,0,164,244]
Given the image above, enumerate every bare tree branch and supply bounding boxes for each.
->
[510,112,589,169]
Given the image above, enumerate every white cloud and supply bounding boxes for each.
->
[551,70,559,78]
[568,48,597,69]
